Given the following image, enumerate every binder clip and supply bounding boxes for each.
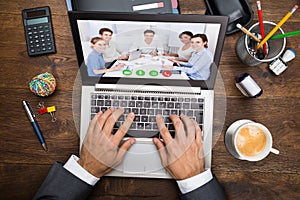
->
[269,48,296,75]
[47,106,57,122]
[38,102,57,122]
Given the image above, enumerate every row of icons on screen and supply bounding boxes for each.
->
[122,69,174,77]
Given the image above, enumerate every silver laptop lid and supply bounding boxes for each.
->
[69,12,228,90]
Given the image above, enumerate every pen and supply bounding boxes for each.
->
[270,30,300,40]
[256,1,268,55]
[22,100,47,151]
[257,5,298,50]
[236,23,261,43]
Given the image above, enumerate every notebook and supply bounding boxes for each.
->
[69,0,177,14]
[68,11,228,178]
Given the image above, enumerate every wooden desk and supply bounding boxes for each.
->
[0,0,299,199]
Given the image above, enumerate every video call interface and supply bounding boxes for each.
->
[77,19,221,81]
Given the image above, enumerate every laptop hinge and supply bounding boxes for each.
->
[95,84,201,95]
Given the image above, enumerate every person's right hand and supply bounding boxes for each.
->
[78,108,135,178]
[153,114,205,180]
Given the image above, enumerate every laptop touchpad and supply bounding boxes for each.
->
[123,143,164,173]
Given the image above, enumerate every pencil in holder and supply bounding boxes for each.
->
[236,21,286,66]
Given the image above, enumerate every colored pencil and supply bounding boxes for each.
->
[257,5,298,50]
[256,1,268,55]
[236,23,261,42]
[270,30,300,40]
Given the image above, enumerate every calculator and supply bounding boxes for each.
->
[22,6,56,56]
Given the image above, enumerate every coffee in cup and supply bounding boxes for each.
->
[225,120,279,161]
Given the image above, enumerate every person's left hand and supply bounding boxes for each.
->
[78,108,136,178]
[115,63,126,70]
[150,52,158,57]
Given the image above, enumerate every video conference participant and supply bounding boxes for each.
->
[86,37,125,77]
[164,31,194,62]
[99,28,129,63]
[130,29,164,56]
[33,108,226,200]
[164,34,213,80]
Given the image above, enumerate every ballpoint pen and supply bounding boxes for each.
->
[22,100,48,151]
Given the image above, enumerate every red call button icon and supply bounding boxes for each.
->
[162,70,172,77]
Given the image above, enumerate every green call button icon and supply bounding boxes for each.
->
[136,70,145,76]
[122,70,132,76]
[149,70,159,77]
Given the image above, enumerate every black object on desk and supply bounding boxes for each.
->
[22,6,56,56]
[70,0,174,14]
[205,0,253,34]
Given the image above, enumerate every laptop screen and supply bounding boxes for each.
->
[68,12,228,89]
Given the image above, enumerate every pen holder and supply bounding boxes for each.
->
[236,21,286,66]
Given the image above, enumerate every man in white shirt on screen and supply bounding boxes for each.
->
[130,29,164,56]
[99,28,129,63]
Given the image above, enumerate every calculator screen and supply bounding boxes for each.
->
[26,17,48,25]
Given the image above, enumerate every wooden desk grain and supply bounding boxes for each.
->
[0,0,299,199]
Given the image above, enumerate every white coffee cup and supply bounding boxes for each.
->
[225,120,279,161]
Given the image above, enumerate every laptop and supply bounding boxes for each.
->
[68,12,228,178]
[128,49,142,61]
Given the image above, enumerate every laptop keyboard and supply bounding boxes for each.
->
[90,93,204,139]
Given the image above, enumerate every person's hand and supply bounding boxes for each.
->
[78,108,136,178]
[153,114,205,180]
[150,52,158,57]
[168,58,180,63]
[168,57,175,62]
[107,63,125,72]
[115,63,125,70]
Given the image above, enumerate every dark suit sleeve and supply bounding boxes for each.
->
[179,176,227,200]
[33,162,94,200]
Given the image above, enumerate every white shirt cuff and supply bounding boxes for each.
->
[176,168,213,194]
[63,155,100,186]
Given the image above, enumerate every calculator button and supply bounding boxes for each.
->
[28,31,33,35]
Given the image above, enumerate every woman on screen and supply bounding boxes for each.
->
[164,31,194,62]
[86,37,124,77]
[163,34,213,80]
